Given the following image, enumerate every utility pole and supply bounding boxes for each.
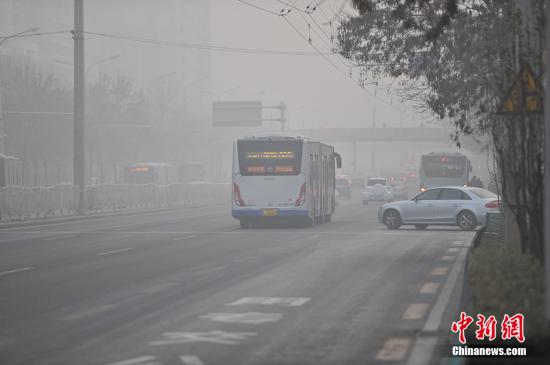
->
[74,0,85,215]
[0,84,4,155]
[544,0,550,329]
[371,105,376,175]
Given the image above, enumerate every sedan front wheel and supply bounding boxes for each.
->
[384,209,401,230]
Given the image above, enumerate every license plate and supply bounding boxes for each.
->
[262,208,278,216]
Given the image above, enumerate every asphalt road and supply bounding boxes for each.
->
[0,192,474,365]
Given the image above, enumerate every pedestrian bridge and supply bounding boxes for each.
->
[289,127,453,143]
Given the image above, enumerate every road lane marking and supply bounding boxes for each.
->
[59,304,119,321]
[42,234,79,241]
[200,312,282,324]
[419,282,440,294]
[376,337,411,361]
[150,330,257,346]
[450,240,466,246]
[226,297,310,307]
[191,266,227,276]
[140,282,178,295]
[431,267,449,276]
[405,336,438,365]
[0,267,33,277]
[448,247,460,253]
[441,255,455,261]
[407,245,470,365]
[97,247,135,256]
[107,356,160,365]
[172,235,198,241]
[402,303,430,320]
[180,355,205,365]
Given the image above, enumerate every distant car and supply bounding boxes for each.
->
[363,177,393,204]
[390,180,408,200]
[336,177,352,199]
[378,187,501,231]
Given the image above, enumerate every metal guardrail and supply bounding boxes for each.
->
[0,183,230,221]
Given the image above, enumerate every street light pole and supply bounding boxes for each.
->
[544,0,550,329]
[74,0,85,215]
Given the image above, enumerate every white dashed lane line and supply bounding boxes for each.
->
[419,282,441,294]
[0,266,33,277]
[431,266,449,276]
[97,247,135,256]
[402,303,430,320]
[441,255,455,261]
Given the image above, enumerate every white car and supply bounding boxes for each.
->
[378,186,501,230]
[363,177,394,204]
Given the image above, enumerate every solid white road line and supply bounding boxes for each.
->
[97,247,134,256]
[376,337,412,361]
[180,355,205,365]
[402,303,430,320]
[0,266,33,277]
[419,282,441,294]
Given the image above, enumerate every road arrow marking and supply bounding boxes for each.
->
[226,297,310,307]
[107,356,160,365]
[200,312,282,324]
[150,330,257,346]
[180,355,205,365]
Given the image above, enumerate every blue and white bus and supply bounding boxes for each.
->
[232,135,341,228]
[419,152,471,191]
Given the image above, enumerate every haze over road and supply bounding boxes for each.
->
[0,196,473,365]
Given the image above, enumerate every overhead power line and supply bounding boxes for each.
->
[85,31,330,56]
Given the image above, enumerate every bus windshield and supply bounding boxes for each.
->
[237,139,303,176]
[421,156,466,178]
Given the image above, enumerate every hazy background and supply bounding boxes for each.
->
[0,0,471,185]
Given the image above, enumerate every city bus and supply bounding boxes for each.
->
[232,135,342,228]
[419,152,471,191]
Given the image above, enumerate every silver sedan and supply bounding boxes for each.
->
[378,186,501,230]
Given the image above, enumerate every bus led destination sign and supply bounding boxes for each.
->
[246,151,295,159]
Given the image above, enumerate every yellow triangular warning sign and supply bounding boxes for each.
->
[498,63,543,115]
